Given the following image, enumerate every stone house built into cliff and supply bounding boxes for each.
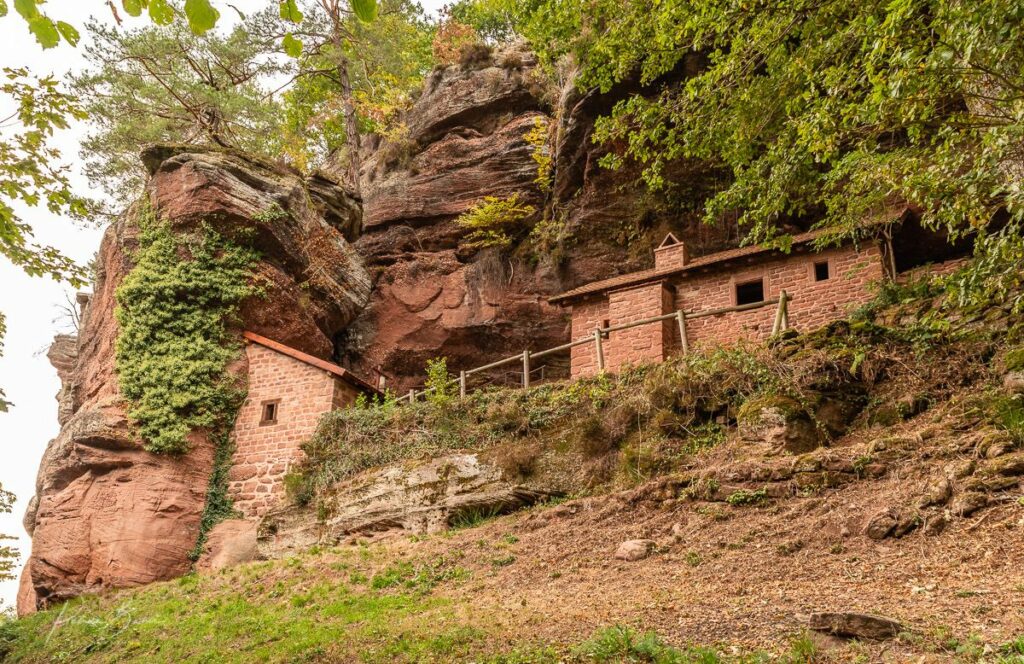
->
[229,332,380,518]
[551,219,969,378]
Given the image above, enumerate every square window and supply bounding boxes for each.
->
[813,260,830,281]
[735,279,765,306]
[260,400,279,425]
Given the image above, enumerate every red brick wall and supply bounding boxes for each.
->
[569,243,885,376]
[673,244,883,346]
[229,344,355,518]
[570,298,609,377]
[605,282,674,373]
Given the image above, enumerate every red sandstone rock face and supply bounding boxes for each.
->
[18,148,368,615]
[342,44,737,388]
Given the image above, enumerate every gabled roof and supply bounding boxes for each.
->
[242,331,381,396]
[550,226,880,304]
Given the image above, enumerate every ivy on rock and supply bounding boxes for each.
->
[115,205,257,455]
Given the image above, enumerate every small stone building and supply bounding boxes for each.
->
[551,229,892,377]
[228,331,379,517]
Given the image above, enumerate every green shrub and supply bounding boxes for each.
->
[424,356,457,406]
[456,193,536,250]
[523,115,552,192]
[725,488,769,507]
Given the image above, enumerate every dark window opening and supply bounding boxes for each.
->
[813,260,830,282]
[260,400,279,425]
[601,319,610,338]
[735,279,765,306]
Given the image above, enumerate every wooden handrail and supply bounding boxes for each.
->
[398,295,792,403]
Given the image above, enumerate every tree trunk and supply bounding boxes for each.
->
[335,56,362,197]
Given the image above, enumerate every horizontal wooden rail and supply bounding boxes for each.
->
[398,293,790,404]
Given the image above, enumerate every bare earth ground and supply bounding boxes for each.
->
[347,401,1024,660]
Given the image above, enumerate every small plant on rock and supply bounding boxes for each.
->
[456,193,536,250]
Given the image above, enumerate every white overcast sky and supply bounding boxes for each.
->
[0,0,446,609]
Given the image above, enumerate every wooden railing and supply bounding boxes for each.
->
[399,290,791,403]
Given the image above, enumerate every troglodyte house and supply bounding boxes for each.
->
[551,215,970,378]
[229,331,380,517]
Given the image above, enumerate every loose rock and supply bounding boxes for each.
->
[615,539,656,561]
[949,492,989,517]
[863,510,898,540]
[807,612,902,640]
[918,478,952,508]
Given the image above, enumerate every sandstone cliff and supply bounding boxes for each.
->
[340,43,736,389]
[18,147,369,614]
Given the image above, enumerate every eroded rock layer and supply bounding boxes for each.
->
[18,147,369,615]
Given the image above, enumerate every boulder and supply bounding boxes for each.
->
[863,510,898,540]
[917,478,952,508]
[807,612,902,640]
[737,396,822,454]
[257,453,560,560]
[614,539,657,562]
[983,452,1024,477]
[196,519,259,572]
[1003,371,1024,394]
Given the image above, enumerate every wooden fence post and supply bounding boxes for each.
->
[522,350,531,388]
[676,309,689,354]
[593,328,605,373]
[459,370,467,399]
[780,290,790,331]
[408,388,415,403]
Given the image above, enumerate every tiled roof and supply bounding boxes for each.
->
[242,331,381,395]
[550,227,873,304]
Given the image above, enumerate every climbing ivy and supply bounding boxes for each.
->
[188,431,237,561]
[115,206,258,454]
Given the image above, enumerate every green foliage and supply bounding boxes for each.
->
[0,482,18,583]
[725,488,769,507]
[449,505,503,530]
[456,193,536,250]
[424,357,457,406]
[0,68,92,285]
[0,313,8,413]
[370,556,469,593]
[524,0,1024,247]
[3,1,375,48]
[573,625,721,663]
[278,0,433,171]
[188,433,238,561]
[115,207,257,454]
[947,224,1024,316]
[72,14,288,199]
[445,0,540,44]
[523,115,552,192]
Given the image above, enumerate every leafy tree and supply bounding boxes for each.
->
[1,69,95,412]
[279,0,433,172]
[0,482,16,582]
[276,0,413,193]
[444,0,539,44]
[524,0,1024,247]
[72,14,289,199]
[1,0,377,47]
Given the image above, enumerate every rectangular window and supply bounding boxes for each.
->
[735,279,765,305]
[260,400,279,425]
[813,260,830,282]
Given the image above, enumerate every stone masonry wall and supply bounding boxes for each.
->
[569,243,886,377]
[570,298,609,377]
[676,243,885,346]
[605,282,675,374]
[229,344,351,518]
